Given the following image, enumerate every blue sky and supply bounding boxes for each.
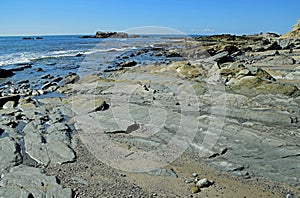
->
[1,0,299,36]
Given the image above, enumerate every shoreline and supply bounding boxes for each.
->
[0,32,300,197]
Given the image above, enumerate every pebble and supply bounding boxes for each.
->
[196,178,211,188]
[185,179,194,184]
[191,186,200,194]
[192,173,198,177]
[286,194,293,198]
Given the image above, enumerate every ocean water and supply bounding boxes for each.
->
[0,35,180,85]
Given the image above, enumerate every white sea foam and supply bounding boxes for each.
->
[0,47,136,67]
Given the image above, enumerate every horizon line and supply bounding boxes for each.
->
[0,31,283,37]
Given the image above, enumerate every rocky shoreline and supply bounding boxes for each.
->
[1,22,300,197]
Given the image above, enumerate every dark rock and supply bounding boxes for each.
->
[41,74,54,79]
[120,60,137,67]
[95,31,129,38]
[266,41,282,50]
[0,69,14,78]
[165,52,182,57]
[224,45,240,54]
[206,51,228,62]
[195,34,244,42]
[0,95,20,108]
[52,77,63,83]
[22,37,34,40]
[274,50,280,56]
[36,67,44,72]
[93,101,109,112]
[61,73,80,85]
[75,53,83,57]
[36,37,43,39]
[80,35,92,38]
[41,82,58,91]
[17,80,29,84]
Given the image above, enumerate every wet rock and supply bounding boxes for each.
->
[10,63,32,71]
[0,95,20,108]
[22,37,34,40]
[41,74,53,79]
[165,51,181,57]
[41,82,59,92]
[3,101,16,109]
[36,67,44,72]
[52,76,63,83]
[17,79,29,84]
[0,165,72,197]
[0,69,14,78]
[31,90,40,96]
[120,60,137,67]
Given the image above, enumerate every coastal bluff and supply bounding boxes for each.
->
[281,19,300,38]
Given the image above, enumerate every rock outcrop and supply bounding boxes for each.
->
[0,69,14,78]
[0,166,72,197]
[95,31,129,38]
[281,19,300,38]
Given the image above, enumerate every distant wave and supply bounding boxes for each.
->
[0,47,137,67]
